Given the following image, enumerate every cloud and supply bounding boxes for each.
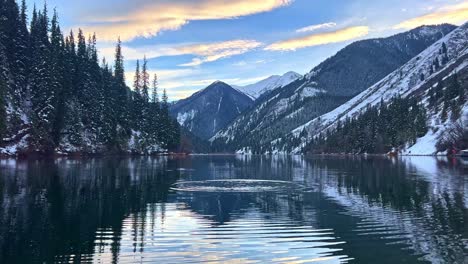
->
[99,39,262,67]
[265,26,369,51]
[78,0,292,41]
[233,59,269,67]
[177,40,263,67]
[394,2,468,29]
[99,45,177,61]
[296,22,337,33]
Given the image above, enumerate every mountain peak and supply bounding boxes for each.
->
[170,81,254,140]
[235,71,302,99]
[211,80,226,85]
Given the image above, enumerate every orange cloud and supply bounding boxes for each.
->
[178,40,263,67]
[265,26,369,51]
[100,39,262,67]
[79,0,292,41]
[394,2,468,29]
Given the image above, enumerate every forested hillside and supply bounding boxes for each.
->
[291,23,468,155]
[0,0,180,156]
[212,24,455,153]
[212,24,456,153]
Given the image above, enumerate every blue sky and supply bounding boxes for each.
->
[27,0,468,100]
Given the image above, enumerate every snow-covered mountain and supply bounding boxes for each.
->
[278,22,468,155]
[234,71,301,99]
[211,24,456,153]
[170,81,254,140]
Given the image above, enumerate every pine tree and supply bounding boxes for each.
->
[162,88,169,116]
[141,56,150,103]
[114,38,125,84]
[50,9,66,144]
[113,38,131,147]
[0,4,180,154]
[442,42,447,55]
[0,45,8,140]
[133,59,141,95]
[152,74,159,105]
[434,57,440,70]
[132,60,144,130]
[0,0,29,102]
[441,102,448,122]
[29,4,57,151]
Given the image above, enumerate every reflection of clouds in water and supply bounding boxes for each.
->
[93,203,349,264]
[0,156,466,263]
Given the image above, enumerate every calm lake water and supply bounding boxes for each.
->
[0,156,466,263]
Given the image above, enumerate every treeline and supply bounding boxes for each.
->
[307,97,428,154]
[431,73,467,151]
[306,42,467,155]
[428,73,465,123]
[0,0,179,154]
[210,93,351,154]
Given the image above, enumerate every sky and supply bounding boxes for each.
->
[27,0,468,100]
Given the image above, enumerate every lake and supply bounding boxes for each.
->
[0,156,466,263]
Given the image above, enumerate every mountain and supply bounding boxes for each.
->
[289,22,468,155]
[211,24,457,153]
[170,81,254,140]
[234,71,302,99]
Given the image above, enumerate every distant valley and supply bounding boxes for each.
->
[172,23,467,156]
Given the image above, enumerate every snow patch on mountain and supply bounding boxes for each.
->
[177,110,197,125]
[284,22,468,154]
[300,87,325,98]
[235,71,301,99]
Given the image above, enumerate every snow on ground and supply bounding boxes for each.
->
[285,22,468,154]
[403,130,439,155]
[0,134,29,156]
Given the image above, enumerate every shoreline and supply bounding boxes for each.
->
[0,152,457,159]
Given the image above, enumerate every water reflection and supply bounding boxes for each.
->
[0,156,466,263]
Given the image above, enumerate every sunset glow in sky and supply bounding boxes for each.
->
[27,0,468,99]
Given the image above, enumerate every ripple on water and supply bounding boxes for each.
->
[171,179,310,193]
[91,203,351,264]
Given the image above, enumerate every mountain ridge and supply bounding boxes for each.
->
[170,81,254,140]
[233,71,302,100]
[287,22,468,155]
[211,24,457,153]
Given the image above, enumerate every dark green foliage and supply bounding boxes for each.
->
[434,57,440,70]
[0,48,7,140]
[307,97,428,154]
[0,1,180,153]
[442,42,448,54]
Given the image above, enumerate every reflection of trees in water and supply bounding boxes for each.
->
[178,192,310,225]
[304,157,467,263]
[0,157,177,264]
[180,155,308,182]
[0,156,466,263]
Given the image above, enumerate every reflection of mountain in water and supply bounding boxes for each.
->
[0,156,466,263]
[304,157,467,263]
